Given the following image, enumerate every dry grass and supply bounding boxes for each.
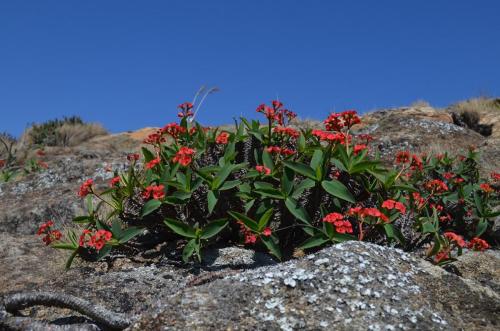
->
[448,97,499,137]
[410,99,431,108]
[19,122,107,148]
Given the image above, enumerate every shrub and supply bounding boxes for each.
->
[449,97,499,137]
[39,100,499,268]
[21,116,107,147]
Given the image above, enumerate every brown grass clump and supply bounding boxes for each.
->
[448,97,499,137]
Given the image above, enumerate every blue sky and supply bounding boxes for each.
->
[1,1,499,136]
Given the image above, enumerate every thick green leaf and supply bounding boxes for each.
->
[285,197,312,225]
[299,234,329,250]
[291,178,315,199]
[219,180,241,191]
[182,239,197,263]
[164,217,197,238]
[254,188,285,199]
[141,147,155,162]
[118,227,145,244]
[475,219,488,237]
[207,190,218,214]
[262,150,274,171]
[283,161,317,180]
[261,235,282,260]
[72,216,91,224]
[227,211,259,232]
[321,180,355,203]
[52,242,78,250]
[310,149,323,171]
[141,199,162,218]
[201,218,228,239]
[96,245,112,261]
[111,219,123,238]
[281,167,294,197]
[258,208,274,230]
[213,163,234,189]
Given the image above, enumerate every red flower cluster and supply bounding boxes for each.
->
[145,157,161,169]
[442,172,454,180]
[467,237,490,251]
[255,165,271,175]
[172,147,195,166]
[273,126,300,139]
[347,207,389,222]
[127,153,140,162]
[262,227,272,237]
[480,183,494,193]
[177,102,194,118]
[353,144,367,155]
[161,123,187,139]
[410,155,423,171]
[491,172,500,182]
[381,199,406,214]
[265,146,295,156]
[411,192,426,209]
[312,130,348,144]
[215,132,230,144]
[142,184,165,200]
[236,221,257,244]
[395,151,410,164]
[323,110,361,131]
[425,179,449,193]
[36,220,62,245]
[256,101,296,125]
[143,132,166,145]
[322,213,353,234]
[109,176,121,187]
[79,229,112,251]
[443,232,466,247]
[78,179,93,197]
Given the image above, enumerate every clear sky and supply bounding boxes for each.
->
[1,0,499,136]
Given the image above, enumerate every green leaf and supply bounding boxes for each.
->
[262,150,274,171]
[96,245,112,261]
[321,180,355,203]
[207,190,218,214]
[310,149,323,171]
[141,199,162,218]
[227,211,259,232]
[299,234,329,250]
[141,147,155,162]
[281,167,294,197]
[291,178,315,199]
[261,235,282,260]
[285,197,312,225]
[298,133,306,152]
[258,208,274,230]
[254,188,285,199]
[52,243,78,250]
[383,223,405,244]
[118,227,144,244]
[201,218,228,239]
[219,180,241,191]
[182,239,197,263]
[213,163,235,190]
[164,217,197,238]
[283,161,317,180]
[111,219,123,238]
[475,219,488,237]
[473,191,484,216]
[64,250,79,270]
[72,216,91,224]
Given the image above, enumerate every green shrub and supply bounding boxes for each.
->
[37,100,499,268]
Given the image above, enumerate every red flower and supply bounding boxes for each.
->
[322,213,353,234]
[265,146,295,156]
[273,126,299,139]
[381,199,406,214]
[37,160,49,169]
[395,151,410,164]
[143,132,165,145]
[177,102,194,118]
[36,149,46,157]
[80,229,113,251]
[0,159,5,168]
[340,110,361,129]
[145,157,161,169]
[262,227,272,237]
[161,123,187,139]
[362,208,389,222]
[37,220,54,235]
[467,237,490,251]
[323,113,343,132]
[37,220,62,245]
[312,130,346,144]
[410,155,423,171]
[127,153,140,162]
[142,184,165,200]
[442,172,454,180]
[480,183,494,193]
[353,144,367,155]
[245,233,257,244]
[454,177,464,184]
[109,176,121,187]
[172,147,195,166]
[425,179,448,193]
[78,179,93,197]
[215,132,230,144]
[443,232,465,247]
[255,165,271,175]
[434,249,451,263]
[491,172,500,182]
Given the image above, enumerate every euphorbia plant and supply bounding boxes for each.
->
[36,97,498,268]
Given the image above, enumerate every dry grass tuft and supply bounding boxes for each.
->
[448,97,499,137]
